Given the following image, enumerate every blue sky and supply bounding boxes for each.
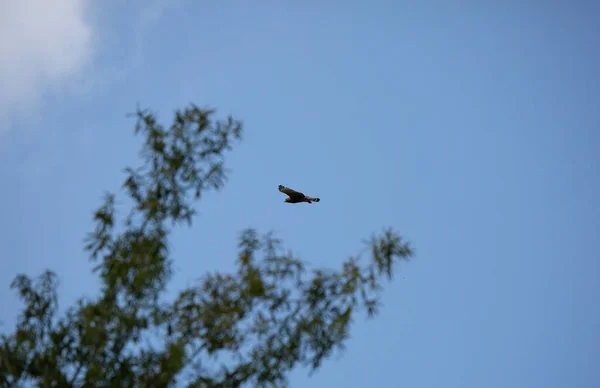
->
[1,1,599,387]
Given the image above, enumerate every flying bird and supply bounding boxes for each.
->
[278,185,321,204]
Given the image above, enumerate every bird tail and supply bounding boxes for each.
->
[307,197,320,203]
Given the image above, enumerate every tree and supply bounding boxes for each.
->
[0,104,414,387]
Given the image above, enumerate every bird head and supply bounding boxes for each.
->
[284,198,290,203]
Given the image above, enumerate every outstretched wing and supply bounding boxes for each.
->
[278,185,305,198]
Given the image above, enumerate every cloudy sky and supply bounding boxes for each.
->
[1,0,90,128]
[1,1,599,387]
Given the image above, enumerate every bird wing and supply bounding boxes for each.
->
[278,185,305,198]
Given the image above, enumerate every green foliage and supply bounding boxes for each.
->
[0,104,414,387]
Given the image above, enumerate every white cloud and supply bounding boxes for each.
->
[0,0,93,130]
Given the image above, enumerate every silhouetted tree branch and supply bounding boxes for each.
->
[0,104,413,387]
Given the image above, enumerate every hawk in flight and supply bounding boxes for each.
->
[278,185,321,204]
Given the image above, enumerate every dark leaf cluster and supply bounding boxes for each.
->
[0,104,413,387]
